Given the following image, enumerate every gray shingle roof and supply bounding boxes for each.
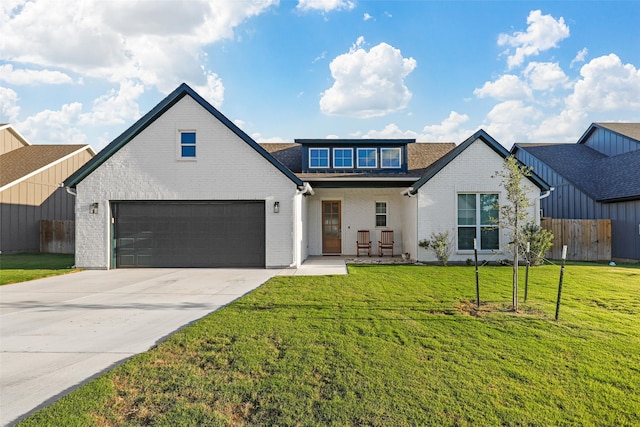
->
[519,143,640,202]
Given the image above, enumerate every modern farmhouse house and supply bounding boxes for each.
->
[65,83,550,269]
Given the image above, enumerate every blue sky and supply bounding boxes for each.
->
[1,0,639,151]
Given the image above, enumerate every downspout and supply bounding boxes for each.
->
[62,183,77,197]
[290,182,314,268]
[401,186,415,197]
[537,187,554,221]
[539,187,554,200]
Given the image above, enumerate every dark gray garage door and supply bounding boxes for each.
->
[112,201,265,268]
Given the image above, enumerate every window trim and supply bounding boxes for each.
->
[375,201,388,228]
[380,147,402,169]
[457,193,500,252]
[309,147,330,169]
[178,130,197,160]
[356,147,378,169]
[332,147,354,168]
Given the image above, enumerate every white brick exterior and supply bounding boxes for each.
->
[414,139,541,263]
[75,95,303,269]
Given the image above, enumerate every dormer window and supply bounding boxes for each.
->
[333,148,353,168]
[357,148,377,168]
[381,147,401,168]
[309,148,329,168]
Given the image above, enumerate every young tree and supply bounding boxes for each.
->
[493,156,533,312]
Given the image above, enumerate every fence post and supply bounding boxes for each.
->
[555,245,568,321]
[474,238,480,308]
[524,242,530,302]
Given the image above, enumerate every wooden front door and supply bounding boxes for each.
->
[322,201,341,254]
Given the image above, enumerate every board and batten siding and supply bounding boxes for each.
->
[584,126,640,157]
[515,148,640,261]
[75,95,301,269]
[416,139,541,263]
[0,149,93,253]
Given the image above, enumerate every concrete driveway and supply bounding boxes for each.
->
[0,268,278,426]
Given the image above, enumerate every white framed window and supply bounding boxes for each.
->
[333,148,353,168]
[457,193,499,251]
[357,148,377,168]
[375,202,388,227]
[179,131,196,159]
[309,148,329,168]
[380,147,401,168]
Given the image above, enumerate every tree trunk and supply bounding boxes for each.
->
[513,248,519,312]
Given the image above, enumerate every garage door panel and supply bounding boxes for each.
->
[113,201,265,268]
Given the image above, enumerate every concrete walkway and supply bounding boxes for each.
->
[0,257,347,426]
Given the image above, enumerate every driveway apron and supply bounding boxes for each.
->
[0,268,278,426]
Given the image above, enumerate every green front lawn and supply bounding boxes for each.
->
[19,264,640,426]
[0,253,77,285]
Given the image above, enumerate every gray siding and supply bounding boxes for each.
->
[0,188,74,253]
[515,149,640,261]
[585,127,640,156]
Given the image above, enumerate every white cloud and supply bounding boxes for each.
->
[363,13,373,21]
[474,75,533,100]
[79,80,144,126]
[570,48,588,68]
[421,111,472,141]
[360,112,472,143]
[297,0,356,12]
[190,72,225,108]
[0,64,73,85]
[0,86,21,122]
[15,102,86,145]
[498,10,570,69]
[567,54,640,112]
[483,100,543,145]
[523,62,568,91]
[320,38,417,118]
[1,0,278,93]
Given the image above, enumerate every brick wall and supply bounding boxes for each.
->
[416,140,541,263]
[75,96,300,269]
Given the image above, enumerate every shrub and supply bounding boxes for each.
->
[521,223,554,266]
[419,230,453,266]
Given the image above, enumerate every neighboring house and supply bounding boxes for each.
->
[64,83,550,269]
[0,124,95,253]
[512,122,640,261]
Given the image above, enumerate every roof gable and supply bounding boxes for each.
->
[64,83,303,188]
[513,142,640,202]
[410,129,550,194]
[0,145,93,190]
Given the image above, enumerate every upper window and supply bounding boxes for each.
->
[457,193,499,251]
[180,132,196,158]
[333,148,353,168]
[380,147,401,168]
[309,148,329,168]
[376,202,387,227]
[357,148,377,168]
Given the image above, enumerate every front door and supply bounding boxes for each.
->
[322,200,341,254]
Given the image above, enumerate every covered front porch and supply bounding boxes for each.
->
[304,187,417,259]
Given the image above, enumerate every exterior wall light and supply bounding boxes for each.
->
[273,201,280,213]
[90,202,99,214]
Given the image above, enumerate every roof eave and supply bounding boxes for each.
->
[64,83,303,189]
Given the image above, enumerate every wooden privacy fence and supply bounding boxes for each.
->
[40,220,75,254]
[541,218,611,261]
